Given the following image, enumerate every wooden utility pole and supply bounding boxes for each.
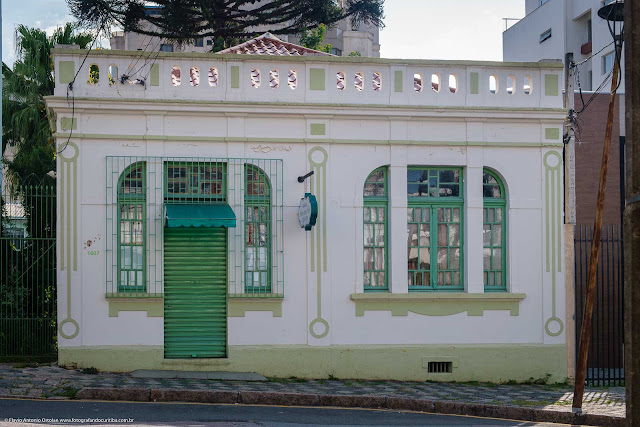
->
[624,1,640,424]
[572,24,622,415]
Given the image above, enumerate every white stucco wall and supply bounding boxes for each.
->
[48,51,566,377]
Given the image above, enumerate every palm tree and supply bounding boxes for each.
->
[2,23,93,185]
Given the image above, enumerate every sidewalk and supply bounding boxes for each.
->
[0,363,625,426]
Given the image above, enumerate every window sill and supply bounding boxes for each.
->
[228,296,283,318]
[106,297,163,318]
[350,292,526,317]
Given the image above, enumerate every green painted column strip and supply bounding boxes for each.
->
[545,128,560,140]
[310,68,326,91]
[310,123,326,136]
[544,74,559,96]
[150,64,160,87]
[470,72,479,95]
[59,61,75,84]
[231,66,240,89]
[394,70,403,93]
[61,117,77,130]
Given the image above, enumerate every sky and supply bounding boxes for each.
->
[2,0,525,66]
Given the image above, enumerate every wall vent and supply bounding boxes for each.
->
[427,361,453,373]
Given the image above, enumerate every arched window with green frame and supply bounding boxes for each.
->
[483,169,507,291]
[363,167,388,291]
[118,162,146,292]
[244,164,271,293]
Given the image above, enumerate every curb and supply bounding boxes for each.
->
[72,387,624,426]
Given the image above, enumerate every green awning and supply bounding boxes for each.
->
[165,204,237,228]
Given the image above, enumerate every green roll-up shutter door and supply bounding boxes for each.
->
[164,227,227,358]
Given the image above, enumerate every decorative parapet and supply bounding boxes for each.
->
[350,293,526,317]
[51,49,563,111]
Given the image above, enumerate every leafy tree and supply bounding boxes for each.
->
[348,51,362,57]
[2,23,93,185]
[67,0,385,50]
[300,24,332,54]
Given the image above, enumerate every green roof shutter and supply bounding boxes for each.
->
[165,204,237,228]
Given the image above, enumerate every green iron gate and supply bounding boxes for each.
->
[0,183,57,360]
[164,227,227,358]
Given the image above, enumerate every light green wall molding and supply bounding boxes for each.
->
[52,133,565,148]
[544,151,564,337]
[394,70,403,93]
[470,72,479,95]
[231,66,240,89]
[350,293,526,317]
[52,48,564,69]
[46,95,567,114]
[310,68,326,91]
[545,74,559,96]
[228,298,283,317]
[59,344,567,383]
[150,64,160,87]
[107,298,164,317]
[59,61,75,84]
[58,141,80,340]
[310,123,326,136]
[60,117,77,130]
[545,128,560,140]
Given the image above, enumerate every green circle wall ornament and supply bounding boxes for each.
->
[298,193,318,231]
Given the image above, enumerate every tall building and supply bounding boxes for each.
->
[110,5,380,57]
[503,0,624,93]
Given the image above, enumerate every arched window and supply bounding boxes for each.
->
[245,165,271,293]
[407,167,463,290]
[363,167,388,291]
[483,169,507,291]
[118,162,146,292]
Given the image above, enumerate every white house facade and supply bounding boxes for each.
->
[46,46,568,382]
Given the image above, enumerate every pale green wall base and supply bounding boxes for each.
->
[59,344,567,383]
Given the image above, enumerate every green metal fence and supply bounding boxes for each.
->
[0,183,57,359]
[106,156,284,298]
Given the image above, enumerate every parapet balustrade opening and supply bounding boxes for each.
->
[251,69,261,88]
[88,64,99,84]
[355,72,364,91]
[171,66,181,86]
[372,72,382,91]
[507,75,515,94]
[524,75,533,95]
[288,70,297,89]
[414,73,423,92]
[208,67,218,87]
[448,75,458,93]
[189,67,200,87]
[108,65,118,85]
[431,73,440,92]
[337,71,346,90]
[270,69,280,88]
[489,75,498,94]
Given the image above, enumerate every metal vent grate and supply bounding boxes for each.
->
[428,361,453,373]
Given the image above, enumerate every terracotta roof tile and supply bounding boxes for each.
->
[219,32,333,56]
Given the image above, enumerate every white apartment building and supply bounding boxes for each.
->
[110,5,380,57]
[503,0,624,93]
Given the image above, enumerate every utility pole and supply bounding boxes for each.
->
[572,1,624,413]
[564,52,577,383]
[624,1,639,424]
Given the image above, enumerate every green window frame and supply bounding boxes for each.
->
[117,162,146,292]
[363,167,388,292]
[164,161,227,202]
[483,169,507,291]
[244,165,271,293]
[407,167,463,291]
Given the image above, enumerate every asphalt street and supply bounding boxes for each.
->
[0,398,568,426]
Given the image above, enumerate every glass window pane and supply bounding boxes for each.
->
[246,247,256,270]
[365,224,374,245]
[258,247,268,270]
[450,248,460,270]
[419,248,430,270]
[364,248,374,270]
[419,224,430,246]
[494,248,502,270]
[438,224,448,246]
[375,248,384,270]
[483,248,491,269]
[437,248,448,270]
[408,223,418,246]
[407,208,414,221]
[370,208,377,222]
[483,224,492,246]
[375,224,385,245]
[493,224,502,246]
[422,207,430,222]
[364,207,371,222]
[378,207,385,221]
[408,247,418,269]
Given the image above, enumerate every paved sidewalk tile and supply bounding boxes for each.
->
[0,363,625,419]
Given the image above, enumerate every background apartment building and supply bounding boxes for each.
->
[110,5,380,57]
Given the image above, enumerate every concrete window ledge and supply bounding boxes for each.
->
[228,296,283,318]
[106,297,164,318]
[106,295,284,318]
[350,293,526,317]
